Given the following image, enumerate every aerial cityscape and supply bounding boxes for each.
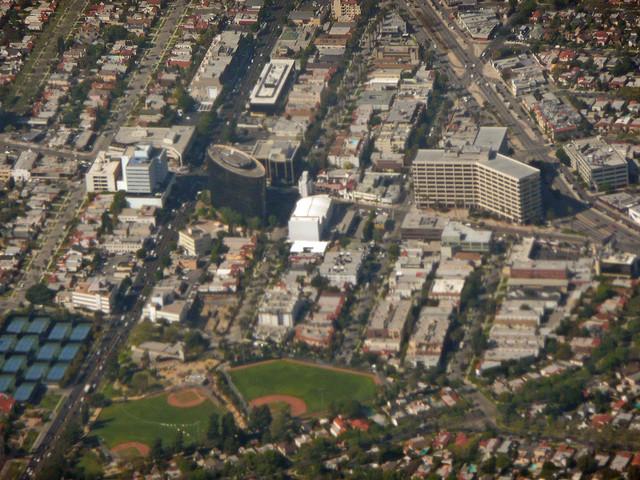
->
[0,0,638,478]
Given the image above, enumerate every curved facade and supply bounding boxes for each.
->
[207,144,266,219]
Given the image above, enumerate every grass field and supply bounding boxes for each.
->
[228,360,378,414]
[92,393,222,449]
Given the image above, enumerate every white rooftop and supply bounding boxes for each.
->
[291,195,332,220]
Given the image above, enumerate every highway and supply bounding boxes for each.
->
[404,0,640,252]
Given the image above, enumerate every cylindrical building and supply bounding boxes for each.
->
[207,144,266,219]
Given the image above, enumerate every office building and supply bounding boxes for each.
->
[249,59,295,111]
[441,222,492,253]
[400,210,449,241]
[208,144,266,219]
[318,249,364,289]
[331,0,361,22]
[411,149,542,224]
[564,136,629,191]
[71,277,118,315]
[252,137,299,185]
[288,195,334,242]
[85,151,122,193]
[122,145,169,194]
[178,227,212,257]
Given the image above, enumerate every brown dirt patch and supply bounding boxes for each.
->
[167,388,207,408]
[250,395,308,416]
[112,441,150,458]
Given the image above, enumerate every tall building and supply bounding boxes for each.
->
[564,136,628,191]
[331,0,361,22]
[85,151,121,193]
[412,149,542,224]
[122,145,169,194]
[208,144,266,219]
[298,170,314,198]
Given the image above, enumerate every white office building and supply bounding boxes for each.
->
[249,59,295,110]
[288,195,334,242]
[412,149,542,224]
[71,277,118,315]
[564,136,629,191]
[122,146,168,194]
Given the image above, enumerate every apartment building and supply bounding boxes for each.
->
[71,277,118,315]
[331,0,360,22]
[258,287,303,328]
[411,149,542,224]
[363,299,411,355]
[564,136,629,191]
[406,301,455,368]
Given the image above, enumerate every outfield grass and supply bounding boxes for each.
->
[92,393,222,448]
[228,360,378,414]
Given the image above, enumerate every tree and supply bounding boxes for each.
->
[207,412,220,445]
[174,84,195,113]
[362,218,374,242]
[184,330,208,359]
[130,371,151,394]
[220,412,240,452]
[26,283,55,305]
[270,408,290,442]
[174,430,184,453]
[57,36,65,56]
[249,405,272,434]
[110,191,127,215]
[151,437,164,461]
[100,211,113,235]
[140,350,151,369]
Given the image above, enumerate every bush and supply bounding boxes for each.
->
[26,283,55,305]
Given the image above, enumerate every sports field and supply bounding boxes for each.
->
[228,359,378,414]
[92,390,222,451]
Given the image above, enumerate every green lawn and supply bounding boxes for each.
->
[76,451,103,479]
[92,393,222,449]
[39,392,62,412]
[228,360,378,414]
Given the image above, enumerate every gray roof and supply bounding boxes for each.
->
[414,149,539,180]
[473,126,507,151]
[480,154,539,180]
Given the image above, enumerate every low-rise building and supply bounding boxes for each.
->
[258,286,303,329]
[71,277,119,315]
[318,249,364,290]
[564,136,629,191]
[406,301,455,368]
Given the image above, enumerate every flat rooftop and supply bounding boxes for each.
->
[401,210,449,231]
[114,126,195,161]
[473,126,507,152]
[250,59,295,106]
[565,136,627,168]
[414,149,539,180]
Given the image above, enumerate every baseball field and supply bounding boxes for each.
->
[228,359,379,415]
[92,388,222,455]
